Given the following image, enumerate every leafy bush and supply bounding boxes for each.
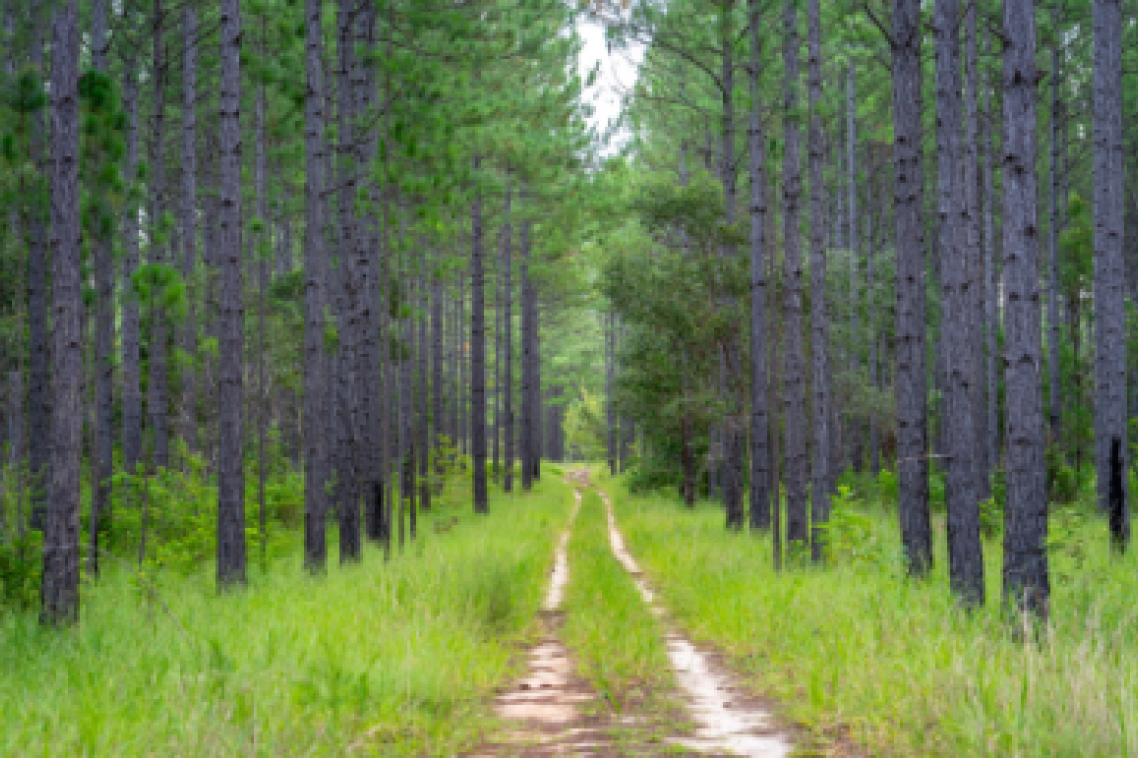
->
[0,533,41,612]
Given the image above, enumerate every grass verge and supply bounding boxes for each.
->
[0,477,573,755]
[605,476,1138,756]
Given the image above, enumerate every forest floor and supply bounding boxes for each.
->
[470,469,794,757]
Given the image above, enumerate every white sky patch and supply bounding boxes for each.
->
[576,15,645,155]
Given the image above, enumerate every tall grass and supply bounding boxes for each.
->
[607,477,1138,756]
[0,477,573,755]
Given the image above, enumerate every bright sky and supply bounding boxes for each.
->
[576,14,645,155]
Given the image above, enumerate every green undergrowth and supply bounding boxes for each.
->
[604,475,1138,756]
[560,486,682,736]
[0,476,573,755]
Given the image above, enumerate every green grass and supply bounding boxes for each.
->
[605,476,1138,756]
[559,486,684,742]
[0,477,574,755]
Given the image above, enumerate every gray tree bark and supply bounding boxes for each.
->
[302,0,328,571]
[807,0,830,559]
[26,7,49,529]
[781,0,809,548]
[963,0,985,498]
[182,7,198,456]
[89,0,113,575]
[1048,7,1062,449]
[1001,0,1049,616]
[846,64,861,472]
[149,0,170,469]
[892,0,932,575]
[216,0,247,588]
[748,0,771,531]
[42,0,82,624]
[1093,0,1129,548]
[502,170,515,492]
[521,189,536,492]
[121,49,142,478]
[936,0,984,605]
[471,157,488,513]
[984,27,999,483]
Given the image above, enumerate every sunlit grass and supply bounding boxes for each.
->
[0,476,574,755]
[606,475,1138,756]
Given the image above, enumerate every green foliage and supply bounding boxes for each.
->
[0,533,42,612]
[563,386,607,460]
[110,446,299,576]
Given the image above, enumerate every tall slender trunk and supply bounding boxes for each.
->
[1048,10,1062,446]
[216,0,246,588]
[719,0,744,527]
[867,154,880,475]
[417,243,430,511]
[1093,0,1129,547]
[748,0,770,531]
[182,8,198,456]
[846,65,861,473]
[781,0,809,548]
[964,0,985,499]
[502,170,514,492]
[936,0,984,605]
[521,191,536,491]
[471,157,488,513]
[1001,0,1049,615]
[334,0,361,560]
[149,0,170,469]
[302,0,328,571]
[41,0,82,624]
[89,0,113,575]
[26,9,49,529]
[255,43,268,565]
[893,0,932,575]
[806,0,829,558]
[984,27,999,482]
[432,262,444,487]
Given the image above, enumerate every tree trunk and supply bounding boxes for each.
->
[781,0,809,549]
[149,0,170,470]
[521,192,536,491]
[502,170,514,492]
[41,0,82,624]
[1048,9,1062,447]
[216,0,247,588]
[719,0,744,528]
[1001,0,1049,616]
[748,0,771,531]
[806,0,830,559]
[892,0,932,575]
[302,0,329,571]
[964,0,985,497]
[89,0,114,575]
[26,8,49,530]
[1093,0,1129,547]
[182,7,198,457]
[936,0,984,605]
[846,64,860,473]
[471,157,488,513]
[418,244,430,511]
[984,27,1000,484]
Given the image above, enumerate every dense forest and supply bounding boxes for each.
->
[2,0,1138,754]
